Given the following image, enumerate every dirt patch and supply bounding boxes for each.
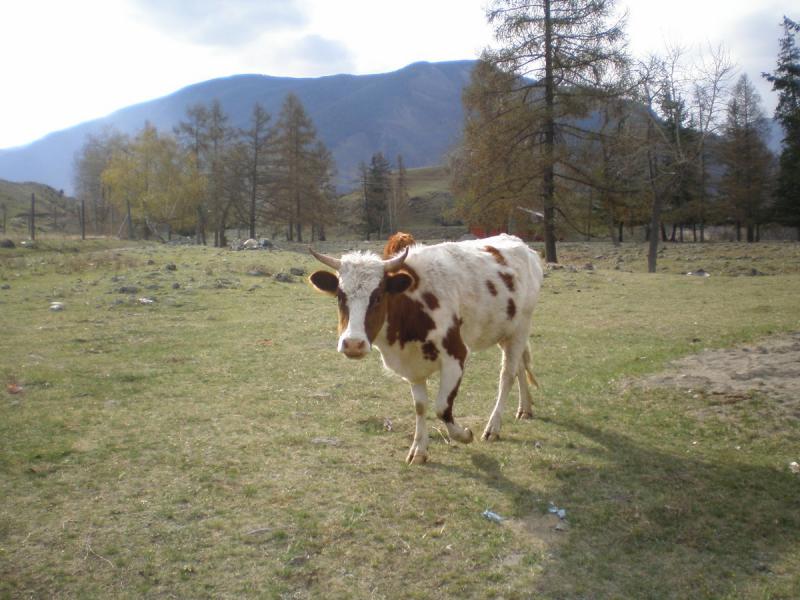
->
[640,332,800,419]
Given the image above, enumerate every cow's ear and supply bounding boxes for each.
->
[385,271,413,294]
[309,270,339,295]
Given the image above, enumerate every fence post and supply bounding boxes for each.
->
[30,193,36,240]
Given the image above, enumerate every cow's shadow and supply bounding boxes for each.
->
[432,417,800,596]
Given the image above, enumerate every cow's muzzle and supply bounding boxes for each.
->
[339,337,369,359]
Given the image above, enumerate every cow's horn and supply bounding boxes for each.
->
[309,247,341,270]
[383,247,409,272]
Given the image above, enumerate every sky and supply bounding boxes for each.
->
[0,0,795,150]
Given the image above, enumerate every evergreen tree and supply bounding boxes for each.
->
[718,74,773,242]
[365,152,392,238]
[763,16,800,236]
[391,155,409,233]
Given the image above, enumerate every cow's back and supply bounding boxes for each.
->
[403,235,542,351]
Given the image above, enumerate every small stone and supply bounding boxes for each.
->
[165,263,177,271]
[289,267,306,277]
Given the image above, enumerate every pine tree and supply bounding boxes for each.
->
[365,152,392,239]
[763,17,800,237]
[718,74,773,242]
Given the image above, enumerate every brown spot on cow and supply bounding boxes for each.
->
[386,294,436,348]
[507,298,516,319]
[422,341,439,361]
[442,317,467,369]
[363,283,388,342]
[483,245,507,265]
[422,291,440,311]
[440,377,462,423]
[383,232,416,259]
[336,289,350,334]
[486,280,498,296]
[499,272,515,292]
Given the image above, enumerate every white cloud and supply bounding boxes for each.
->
[129,0,307,46]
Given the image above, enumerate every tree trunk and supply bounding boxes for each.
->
[126,197,134,240]
[541,0,558,263]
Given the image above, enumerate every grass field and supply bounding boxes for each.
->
[1,238,799,599]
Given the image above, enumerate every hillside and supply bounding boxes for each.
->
[0,179,78,236]
[0,61,476,195]
[332,164,465,240]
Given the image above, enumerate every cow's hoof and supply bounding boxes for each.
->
[463,427,474,444]
[516,410,533,420]
[482,430,500,442]
[406,449,428,465]
[451,426,473,444]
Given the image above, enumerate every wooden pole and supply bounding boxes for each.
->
[30,193,36,240]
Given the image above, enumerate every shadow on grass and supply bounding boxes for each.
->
[435,418,800,598]
[546,419,798,597]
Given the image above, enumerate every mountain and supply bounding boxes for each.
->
[0,60,476,195]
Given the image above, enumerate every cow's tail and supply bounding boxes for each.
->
[522,344,540,388]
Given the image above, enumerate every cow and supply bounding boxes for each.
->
[308,233,543,464]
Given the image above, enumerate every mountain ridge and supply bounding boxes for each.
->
[0,60,476,194]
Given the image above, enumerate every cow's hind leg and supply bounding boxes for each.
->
[482,335,527,441]
[407,382,430,464]
[516,344,535,419]
[434,358,473,445]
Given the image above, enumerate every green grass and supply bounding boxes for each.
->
[1,240,799,599]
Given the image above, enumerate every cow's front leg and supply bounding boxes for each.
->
[406,382,430,465]
[434,359,473,444]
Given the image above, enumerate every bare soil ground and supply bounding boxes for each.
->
[641,332,800,419]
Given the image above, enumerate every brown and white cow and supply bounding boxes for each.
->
[308,233,543,464]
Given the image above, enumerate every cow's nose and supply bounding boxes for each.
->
[340,338,368,358]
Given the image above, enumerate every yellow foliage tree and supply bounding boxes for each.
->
[102,123,205,239]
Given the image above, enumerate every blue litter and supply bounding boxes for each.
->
[548,503,567,520]
[482,509,505,523]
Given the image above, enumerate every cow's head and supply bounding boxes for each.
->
[309,247,413,359]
